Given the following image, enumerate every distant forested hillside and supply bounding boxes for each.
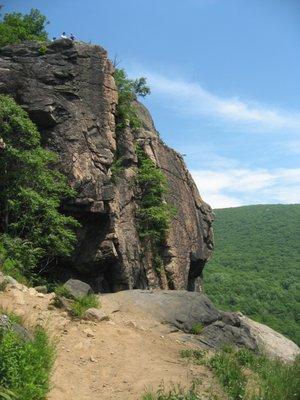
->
[204,204,300,345]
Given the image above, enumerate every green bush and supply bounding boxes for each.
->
[70,294,99,318]
[135,145,176,273]
[0,327,54,400]
[38,44,47,55]
[0,94,79,282]
[114,68,150,129]
[110,156,125,183]
[0,8,48,48]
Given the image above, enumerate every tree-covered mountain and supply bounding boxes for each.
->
[204,204,300,345]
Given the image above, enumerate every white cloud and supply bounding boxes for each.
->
[131,69,300,132]
[192,167,300,208]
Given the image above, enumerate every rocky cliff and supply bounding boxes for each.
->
[0,39,214,292]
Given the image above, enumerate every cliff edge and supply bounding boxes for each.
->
[0,39,213,292]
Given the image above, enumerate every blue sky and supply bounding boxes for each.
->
[5,0,300,208]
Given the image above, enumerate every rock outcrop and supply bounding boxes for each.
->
[0,39,214,292]
[100,290,300,361]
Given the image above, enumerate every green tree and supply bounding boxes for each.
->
[0,8,48,48]
[0,94,79,280]
[114,68,150,129]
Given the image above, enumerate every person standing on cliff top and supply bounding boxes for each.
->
[70,33,75,41]
[60,32,67,39]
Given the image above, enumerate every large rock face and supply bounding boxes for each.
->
[0,39,214,292]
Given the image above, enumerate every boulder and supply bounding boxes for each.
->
[64,279,93,299]
[240,315,300,362]
[199,320,257,351]
[220,311,241,327]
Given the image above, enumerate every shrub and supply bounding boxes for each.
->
[135,145,176,273]
[70,294,99,318]
[0,8,48,48]
[110,156,125,183]
[39,44,47,55]
[0,94,79,282]
[114,68,150,129]
[0,326,54,400]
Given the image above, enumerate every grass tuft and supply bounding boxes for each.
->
[190,323,204,335]
[142,385,203,399]
[70,294,99,318]
[180,349,206,365]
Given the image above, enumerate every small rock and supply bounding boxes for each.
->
[4,275,18,286]
[64,279,93,299]
[34,285,48,294]
[37,293,46,298]
[83,328,95,338]
[84,308,109,322]
[90,356,96,362]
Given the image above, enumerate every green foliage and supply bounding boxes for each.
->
[114,68,150,129]
[205,204,300,345]
[0,94,79,281]
[209,347,300,400]
[135,145,176,272]
[110,156,125,183]
[0,326,54,400]
[0,387,16,400]
[190,323,204,335]
[0,8,48,48]
[70,294,99,318]
[39,44,47,55]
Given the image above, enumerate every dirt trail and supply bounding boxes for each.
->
[0,285,225,400]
